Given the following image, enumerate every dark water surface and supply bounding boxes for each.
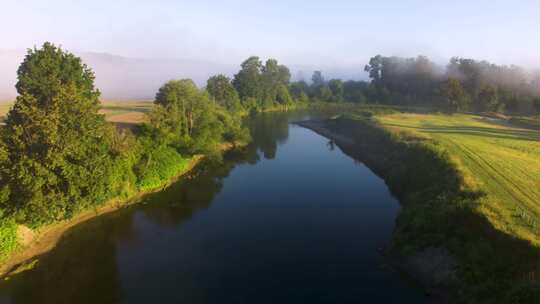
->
[0,113,425,303]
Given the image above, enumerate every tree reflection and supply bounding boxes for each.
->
[0,112,295,304]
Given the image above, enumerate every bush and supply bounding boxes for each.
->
[135,144,189,192]
[0,212,18,261]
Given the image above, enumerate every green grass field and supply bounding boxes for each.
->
[377,113,540,245]
[99,100,153,117]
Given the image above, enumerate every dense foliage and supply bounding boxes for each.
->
[206,74,242,112]
[361,55,540,113]
[279,54,540,115]
[0,43,252,259]
[0,43,117,226]
[176,53,533,116]
[232,56,299,111]
[146,79,249,157]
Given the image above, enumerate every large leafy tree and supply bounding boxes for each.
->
[150,79,245,155]
[328,79,344,103]
[1,42,115,225]
[232,56,263,103]
[311,71,325,87]
[476,84,500,112]
[206,74,242,112]
[343,80,369,103]
[260,59,291,108]
[439,78,470,112]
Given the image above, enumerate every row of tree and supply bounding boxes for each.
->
[151,54,540,116]
[238,54,540,114]
[362,55,540,113]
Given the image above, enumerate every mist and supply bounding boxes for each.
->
[0,49,368,101]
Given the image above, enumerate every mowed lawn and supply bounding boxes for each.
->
[377,113,540,244]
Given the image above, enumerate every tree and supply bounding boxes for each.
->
[1,42,115,225]
[477,84,500,112]
[290,80,309,97]
[206,74,242,112]
[364,55,383,83]
[311,71,325,87]
[343,80,369,103]
[275,84,293,105]
[328,79,344,103]
[152,79,200,140]
[310,71,333,102]
[150,79,247,155]
[232,56,262,103]
[533,97,540,111]
[259,59,292,109]
[278,65,291,84]
[439,78,469,112]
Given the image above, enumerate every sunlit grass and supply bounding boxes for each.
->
[377,113,540,245]
[99,100,153,117]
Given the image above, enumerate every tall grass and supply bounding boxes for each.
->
[0,212,18,261]
[135,145,190,192]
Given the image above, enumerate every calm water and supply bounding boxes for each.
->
[0,113,425,304]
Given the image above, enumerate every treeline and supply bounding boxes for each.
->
[362,55,540,113]
[280,55,540,114]
[224,56,305,111]
[0,43,250,259]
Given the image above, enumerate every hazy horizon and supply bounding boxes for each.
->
[2,0,540,99]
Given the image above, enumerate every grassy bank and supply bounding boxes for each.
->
[378,113,540,244]
[0,153,203,277]
[301,112,540,302]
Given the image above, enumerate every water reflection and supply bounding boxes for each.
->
[0,113,298,304]
[0,111,425,303]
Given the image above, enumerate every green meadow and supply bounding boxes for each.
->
[377,113,540,245]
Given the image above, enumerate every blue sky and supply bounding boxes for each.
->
[2,0,540,66]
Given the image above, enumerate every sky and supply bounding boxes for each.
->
[2,0,540,67]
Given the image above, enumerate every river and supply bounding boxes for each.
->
[0,112,425,303]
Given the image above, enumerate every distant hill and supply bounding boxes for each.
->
[0,49,366,101]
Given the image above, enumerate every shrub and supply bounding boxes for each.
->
[0,212,18,261]
[135,144,189,192]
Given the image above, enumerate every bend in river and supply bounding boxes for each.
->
[0,112,425,303]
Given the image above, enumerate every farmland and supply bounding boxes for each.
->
[377,113,540,245]
[0,100,152,126]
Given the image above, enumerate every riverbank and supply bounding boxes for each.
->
[296,119,456,302]
[0,143,241,278]
[296,115,540,303]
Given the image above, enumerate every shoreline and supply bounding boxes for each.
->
[295,119,453,304]
[0,150,214,278]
